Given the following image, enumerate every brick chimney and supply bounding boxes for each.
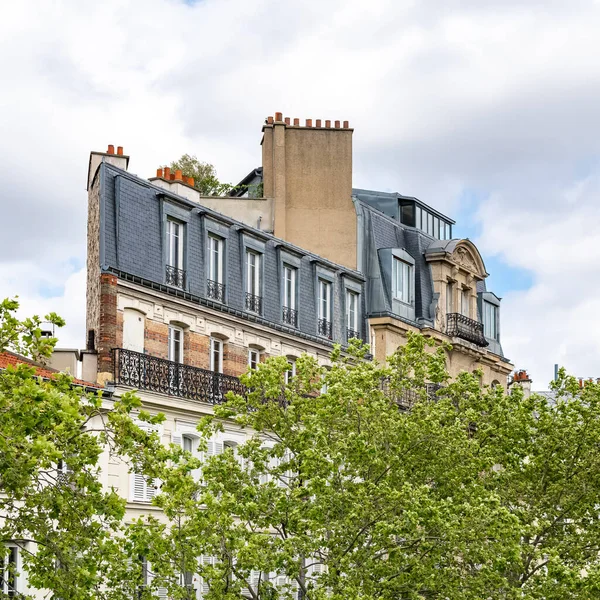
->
[261,113,356,269]
[510,369,532,398]
[87,144,129,191]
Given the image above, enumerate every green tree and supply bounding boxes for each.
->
[0,298,166,599]
[134,334,600,600]
[169,154,233,196]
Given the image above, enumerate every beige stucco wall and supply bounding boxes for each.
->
[262,121,357,270]
[86,174,101,348]
[369,316,511,387]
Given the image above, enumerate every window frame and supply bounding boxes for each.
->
[391,257,413,304]
[246,250,262,297]
[168,325,184,364]
[210,338,223,374]
[248,348,260,370]
[483,301,499,341]
[283,264,297,310]
[318,279,332,322]
[207,234,224,284]
[1,545,19,596]
[285,359,296,384]
[166,219,184,270]
[346,289,358,332]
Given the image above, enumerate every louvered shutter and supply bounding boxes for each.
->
[199,555,215,599]
[171,431,183,447]
[132,473,147,502]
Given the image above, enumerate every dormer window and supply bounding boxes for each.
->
[392,258,413,304]
[483,301,499,341]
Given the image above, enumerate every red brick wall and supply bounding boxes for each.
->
[98,274,118,376]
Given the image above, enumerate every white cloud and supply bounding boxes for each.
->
[2,0,600,388]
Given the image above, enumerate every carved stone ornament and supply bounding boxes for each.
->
[452,246,478,273]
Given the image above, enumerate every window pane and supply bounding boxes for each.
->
[210,339,222,373]
[433,217,439,238]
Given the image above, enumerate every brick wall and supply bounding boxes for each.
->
[97,273,118,380]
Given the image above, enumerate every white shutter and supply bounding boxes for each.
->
[171,431,183,447]
[146,480,157,500]
[206,440,223,457]
[199,555,216,598]
[132,473,147,502]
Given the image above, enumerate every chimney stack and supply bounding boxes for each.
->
[261,112,356,269]
[87,144,129,190]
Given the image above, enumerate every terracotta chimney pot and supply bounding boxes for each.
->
[170,173,176,181]
[325,120,331,127]
[306,119,312,127]
[117,146,124,156]
[275,112,283,121]
[293,118,299,126]
[164,167,171,179]
[334,120,340,128]
[267,116,274,124]
[187,176,195,186]
[316,119,322,128]
[107,145,115,154]
[343,120,349,128]
[157,168,164,178]
[175,169,183,181]
[284,117,290,125]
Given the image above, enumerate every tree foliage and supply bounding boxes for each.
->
[169,154,233,196]
[0,299,164,599]
[133,335,600,600]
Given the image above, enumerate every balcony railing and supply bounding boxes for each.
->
[113,348,245,405]
[347,328,360,341]
[282,306,298,327]
[380,378,444,410]
[446,313,488,347]
[165,265,186,288]
[206,279,225,302]
[318,318,332,339]
[245,292,262,314]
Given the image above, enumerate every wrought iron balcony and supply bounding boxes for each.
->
[282,306,298,327]
[165,264,186,288]
[446,313,488,347]
[113,348,245,405]
[245,292,262,314]
[347,328,360,341]
[380,378,445,410]
[318,318,332,339]
[206,279,225,302]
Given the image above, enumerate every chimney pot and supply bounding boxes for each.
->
[187,176,195,186]
[334,120,340,128]
[325,119,331,127]
[293,118,299,126]
[267,116,274,124]
[275,112,283,122]
[107,144,115,154]
[175,169,183,181]
[306,119,312,127]
[170,173,176,181]
[284,117,290,125]
[164,167,171,179]
[316,119,322,128]
[157,167,164,178]
[343,120,349,128]
[117,146,124,156]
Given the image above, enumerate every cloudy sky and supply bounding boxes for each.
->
[2,0,600,388]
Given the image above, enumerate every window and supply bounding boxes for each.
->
[207,235,224,283]
[210,338,223,373]
[346,290,359,337]
[392,258,413,304]
[416,206,422,230]
[318,279,332,338]
[433,217,439,239]
[283,265,296,310]
[245,251,262,313]
[166,220,183,269]
[285,359,296,384]
[168,325,183,364]
[131,473,158,503]
[446,282,454,314]
[483,302,499,340]
[1,545,19,596]
[282,265,298,327]
[318,280,331,321]
[427,212,433,236]
[182,434,194,453]
[248,349,260,370]
[461,289,470,317]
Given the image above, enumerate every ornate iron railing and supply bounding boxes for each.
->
[380,378,445,410]
[206,279,225,302]
[165,265,186,288]
[446,313,488,347]
[113,348,245,405]
[318,318,332,339]
[245,292,262,314]
[282,306,298,327]
[347,328,360,341]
